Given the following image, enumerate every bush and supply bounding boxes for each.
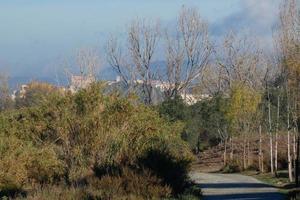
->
[0,83,193,199]
[0,135,65,193]
[158,96,187,122]
[87,168,171,199]
[138,149,191,193]
[14,186,87,200]
[221,161,241,173]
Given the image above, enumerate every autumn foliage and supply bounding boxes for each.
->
[0,83,193,199]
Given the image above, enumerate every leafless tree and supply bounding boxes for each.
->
[106,19,160,104]
[128,19,160,104]
[200,30,266,98]
[76,47,101,79]
[164,7,212,99]
[107,7,212,104]
[106,36,132,87]
[215,31,265,93]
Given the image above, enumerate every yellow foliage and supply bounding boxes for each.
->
[0,135,65,191]
[226,82,261,131]
[0,83,193,197]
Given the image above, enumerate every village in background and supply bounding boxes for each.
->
[11,74,210,105]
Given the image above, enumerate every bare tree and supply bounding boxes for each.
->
[63,48,101,93]
[128,19,160,104]
[106,19,160,104]
[76,47,101,79]
[215,31,265,94]
[106,36,133,87]
[201,31,266,101]
[164,7,212,99]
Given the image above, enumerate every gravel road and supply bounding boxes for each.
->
[189,172,286,200]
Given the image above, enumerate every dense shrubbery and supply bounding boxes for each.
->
[221,161,241,173]
[158,95,225,153]
[0,83,193,199]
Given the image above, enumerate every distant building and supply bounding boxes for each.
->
[11,90,17,101]
[69,75,95,93]
[107,76,122,86]
[20,84,28,98]
[109,76,209,105]
[180,93,211,105]
[116,76,121,83]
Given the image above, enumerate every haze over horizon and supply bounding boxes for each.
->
[0,0,280,80]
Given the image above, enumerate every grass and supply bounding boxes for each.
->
[165,182,202,200]
[242,170,295,195]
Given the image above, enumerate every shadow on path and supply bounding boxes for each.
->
[191,173,287,200]
[199,183,273,189]
[202,192,286,200]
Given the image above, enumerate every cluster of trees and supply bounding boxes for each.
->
[157,0,300,185]
[106,6,212,104]
[99,0,299,187]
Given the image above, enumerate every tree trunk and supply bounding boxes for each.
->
[296,134,300,186]
[293,129,296,175]
[270,134,274,175]
[259,125,264,173]
[196,134,201,155]
[224,139,227,166]
[262,149,265,173]
[288,124,293,182]
[268,88,274,175]
[275,131,278,176]
[275,94,280,176]
[247,139,251,167]
[230,137,234,160]
[243,135,247,170]
[287,95,293,182]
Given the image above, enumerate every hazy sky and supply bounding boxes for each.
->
[0,0,281,78]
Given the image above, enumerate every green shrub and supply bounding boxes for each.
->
[0,83,193,198]
[87,168,171,199]
[0,135,64,192]
[15,185,87,200]
[138,149,191,194]
[221,161,241,173]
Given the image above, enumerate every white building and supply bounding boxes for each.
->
[69,75,95,93]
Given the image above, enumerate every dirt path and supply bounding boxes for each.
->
[190,172,286,200]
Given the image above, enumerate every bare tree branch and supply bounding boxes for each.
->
[164,7,212,99]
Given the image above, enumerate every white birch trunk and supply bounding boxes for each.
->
[224,139,227,166]
[259,125,263,173]
[275,94,280,175]
[230,137,234,161]
[287,97,293,182]
[243,135,247,170]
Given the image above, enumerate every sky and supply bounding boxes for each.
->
[0,0,281,79]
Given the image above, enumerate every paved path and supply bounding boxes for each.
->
[190,172,286,200]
